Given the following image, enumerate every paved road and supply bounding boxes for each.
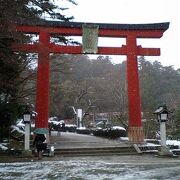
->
[49,131,129,149]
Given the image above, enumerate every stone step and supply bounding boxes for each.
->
[54,146,138,156]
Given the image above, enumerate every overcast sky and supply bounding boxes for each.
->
[61,0,180,69]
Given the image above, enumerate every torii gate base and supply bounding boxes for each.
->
[13,21,169,143]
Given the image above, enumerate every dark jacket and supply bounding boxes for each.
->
[33,134,46,146]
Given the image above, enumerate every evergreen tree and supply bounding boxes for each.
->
[0,0,76,140]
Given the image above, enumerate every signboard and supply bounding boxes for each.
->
[82,24,99,54]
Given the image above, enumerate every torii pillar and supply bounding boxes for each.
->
[126,35,143,142]
[35,31,50,131]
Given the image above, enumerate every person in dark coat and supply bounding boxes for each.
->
[33,133,46,160]
[48,123,52,137]
[57,123,61,136]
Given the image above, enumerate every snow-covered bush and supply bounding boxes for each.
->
[10,125,24,140]
[0,143,8,151]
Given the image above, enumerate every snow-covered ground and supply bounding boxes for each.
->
[0,155,180,179]
[119,138,180,148]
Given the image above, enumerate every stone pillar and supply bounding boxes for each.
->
[24,123,30,150]
[160,122,166,147]
[77,109,83,128]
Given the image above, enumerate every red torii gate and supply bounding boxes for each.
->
[13,21,169,143]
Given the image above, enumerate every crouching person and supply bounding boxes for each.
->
[33,133,47,160]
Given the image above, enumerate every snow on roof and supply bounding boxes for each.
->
[166,140,180,147]
[112,126,126,131]
[154,106,164,113]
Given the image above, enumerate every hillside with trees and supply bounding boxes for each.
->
[49,54,180,115]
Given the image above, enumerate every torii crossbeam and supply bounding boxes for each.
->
[12,20,169,143]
